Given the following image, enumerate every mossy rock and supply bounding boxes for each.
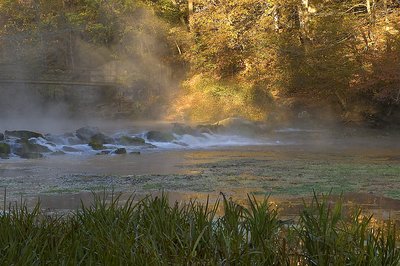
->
[0,142,11,158]
[118,136,145,145]
[89,141,105,150]
[113,148,127,154]
[0,143,11,154]
[14,139,51,158]
[76,127,101,142]
[5,130,44,139]
[76,128,113,144]
[145,131,175,142]
[89,133,111,150]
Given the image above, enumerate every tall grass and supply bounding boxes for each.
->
[0,192,399,265]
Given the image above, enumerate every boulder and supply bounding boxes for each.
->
[97,150,111,155]
[5,130,44,139]
[67,137,85,145]
[118,136,145,146]
[76,127,101,142]
[113,148,127,154]
[0,143,11,158]
[88,133,113,150]
[0,133,4,141]
[13,139,51,159]
[45,134,70,145]
[89,140,105,150]
[171,123,200,136]
[145,131,175,142]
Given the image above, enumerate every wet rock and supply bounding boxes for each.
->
[118,136,145,145]
[0,143,11,158]
[76,127,101,142]
[13,139,51,158]
[45,134,69,145]
[5,130,44,139]
[62,146,81,152]
[89,141,105,150]
[67,137,85,145]
[113,148,127,154]
[92,133,112,144]
[172,123,200,136]
[145,131,175,142]
[0,133,4,141]
[130,151,141,155]
[76,126,99,141]
[88,133,112,150]
[97,150,111,155]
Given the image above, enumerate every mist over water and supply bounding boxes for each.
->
[0,7,181,130]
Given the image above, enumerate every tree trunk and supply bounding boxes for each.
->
[273,4,280,31]
[366,0,371,14]
[188,0,194,15]
[299,0,309,44]
[384,0,389,30]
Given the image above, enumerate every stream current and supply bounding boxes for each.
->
[0,122,399,219]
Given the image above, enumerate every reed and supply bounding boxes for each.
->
[0,192,399,265]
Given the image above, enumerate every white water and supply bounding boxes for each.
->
[2,123,330,159]
[145,133,279,149]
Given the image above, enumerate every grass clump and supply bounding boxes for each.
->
[0,192,399,265]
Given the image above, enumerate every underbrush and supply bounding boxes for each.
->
[0,193,399,265]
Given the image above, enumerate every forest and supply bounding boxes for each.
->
[0,0,399,126]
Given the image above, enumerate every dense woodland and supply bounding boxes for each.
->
[0,0,399,125]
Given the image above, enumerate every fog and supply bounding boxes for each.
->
[0,8,180,132]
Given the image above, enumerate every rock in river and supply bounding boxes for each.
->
[145,131,175,142]
[0,133,4,141]
[118,136,145,145]
[88,132,114,150]
[113,148,127,154]
[13,139,51,159]
[5,130,44,139]
[76,127,112,143]
[0,143,11,158]
[172,123,200,136]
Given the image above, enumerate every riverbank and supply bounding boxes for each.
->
[1,193,399,265]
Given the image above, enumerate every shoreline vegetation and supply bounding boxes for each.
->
[1,192,399,265]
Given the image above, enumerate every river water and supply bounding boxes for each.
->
[0,123,399,219]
